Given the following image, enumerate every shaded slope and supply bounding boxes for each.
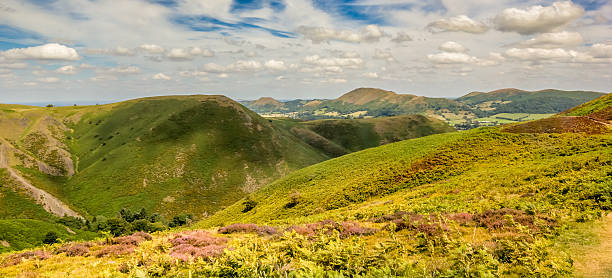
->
[288,114,455,156]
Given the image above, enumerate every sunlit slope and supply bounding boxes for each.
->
[56,95,330,218]
[198,127,612,227]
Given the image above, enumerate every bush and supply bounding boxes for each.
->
[1,250,51,267]
[169,231,227,262]
[55,242,91,257]
[218,223,277,236]
[242,197,258,213]
[170,214,193,228]
[284,191,302,208]
[106,218,130,236]
[57,216,85,230]
[43,231,59,244]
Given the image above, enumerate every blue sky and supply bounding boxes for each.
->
[0,0,610,103]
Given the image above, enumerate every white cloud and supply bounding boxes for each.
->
[494,1,584,35]
[166,47,214,60]
[514,31,584,48]
[297,25,385,43]
[590,43,612,58]
[363,72,379,78]
[303,55,364,68]
[85,47,135,56]
[55,65,77,75]
[426,15,489,34]
[139,44,165,54]
[99,65,141,74]
[230,60,263,72]
[167,48,192,60]
[264,60,287,71]
[504,47,575,61]
[439,41,468,53]
[391,32,413,43]
[37,77,60,83]
[2,43,80,61]
[325,78,347,83]
[373,49,395,62]
[152,73,171,80]
[427,52,479,64]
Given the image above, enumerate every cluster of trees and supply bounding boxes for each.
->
[44,208,195,242]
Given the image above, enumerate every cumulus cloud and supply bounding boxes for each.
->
[167,47,214,60]
[152,73,171,80]
[297,25,385,43]
[85,47,135,56]
[391,32,413,43]
[138,44,165,54]
[439,41,468,53]
[56,65,77,74]
[427,52,479,64]
[494,1,584,35]
[303,55,364,68]
[590,43,612,58]
[428,51,503,66]
[373,49,395,62]
[2,43,80,61]
[167,48,192,60]
[363,72,379,78]
[264,60,287,70]
[426,15,489,34]
[514,31,584,48]
[325,78,347,83]
[99,65,141,75]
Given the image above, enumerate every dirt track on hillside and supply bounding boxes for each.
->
[574,213,612,277]
[0,143,81,218]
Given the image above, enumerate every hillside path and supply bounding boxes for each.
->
[574,213,612,277]
[0,142,82,219]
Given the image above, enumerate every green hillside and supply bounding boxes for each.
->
[0,95,454,254]
[279,114,455,157]
[457,88,605,115]
[1,98,612,277]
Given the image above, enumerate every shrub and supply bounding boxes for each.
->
[2,250,51,267]
[43,231,59,245]
[95,244,136,257]
[170,214,194,228]
[170,231,227,247]
[284,191,302,208]
[55,242,91,257]
[286,220,377,238]
[112,232,152,245]
[218,223,277,236]
[57,216,85,230]
[242,198,258,213]
[169,231,227,262]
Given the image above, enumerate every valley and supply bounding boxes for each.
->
[241,88,604,129]
[0,91,610,277]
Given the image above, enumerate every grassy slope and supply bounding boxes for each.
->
[277,114,455,156]
[0,169,97,253]
[56,96,329,218]
[457,89,605,114]
[0,95,453,220]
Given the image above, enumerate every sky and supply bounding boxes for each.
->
[0,0,610,103]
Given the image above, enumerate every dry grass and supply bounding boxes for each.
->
[573,213,612,277]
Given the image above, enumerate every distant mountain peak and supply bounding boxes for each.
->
[337,88,415,105]
[253,97,283,107]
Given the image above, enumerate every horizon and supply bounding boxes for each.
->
[0,1,611,103]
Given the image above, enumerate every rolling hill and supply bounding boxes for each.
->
[0,95,453,253]
[2,94,610,277]
[241,88,606,128]
[457,88,605,115]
